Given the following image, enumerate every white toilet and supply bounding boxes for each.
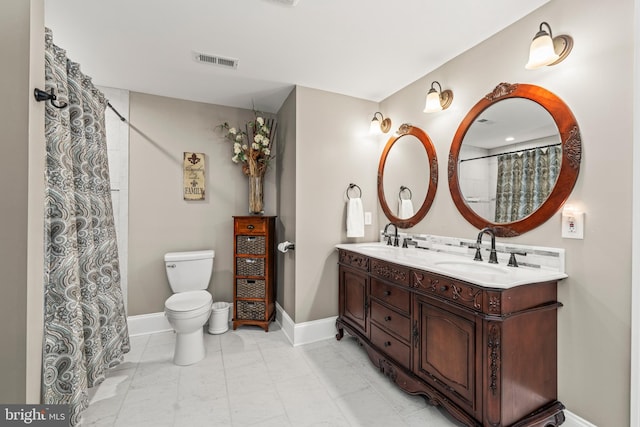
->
[164,250,214,366]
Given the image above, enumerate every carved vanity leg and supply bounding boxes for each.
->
[335,318,344,340]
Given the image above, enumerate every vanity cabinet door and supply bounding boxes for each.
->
[413,294,481,418]
[339,265,369,336]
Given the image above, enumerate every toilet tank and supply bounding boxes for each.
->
[165,250,214,293]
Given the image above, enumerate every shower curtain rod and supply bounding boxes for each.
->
[34,87,127,122]
[459,143,561,163]
[107,102,126,122]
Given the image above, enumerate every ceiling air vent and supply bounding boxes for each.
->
[193,52,238,70]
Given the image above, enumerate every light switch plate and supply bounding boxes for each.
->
[364,211,372,225]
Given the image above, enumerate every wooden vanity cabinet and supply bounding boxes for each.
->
[232,216,276,332]
[337,250,370,337]
[336,249,565,427]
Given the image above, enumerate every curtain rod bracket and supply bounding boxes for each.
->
[34,88,67,109]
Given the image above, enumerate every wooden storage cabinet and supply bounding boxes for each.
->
[233,216,276,332]
[336,249,565,427]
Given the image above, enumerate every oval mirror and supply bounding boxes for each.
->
[448,83,582,237]
[378,124,438,228]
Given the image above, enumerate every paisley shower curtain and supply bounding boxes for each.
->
[42,28,129,425]
[494,146,561,223]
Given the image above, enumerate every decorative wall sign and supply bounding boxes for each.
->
[183,152,205,200]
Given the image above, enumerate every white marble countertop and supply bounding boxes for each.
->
[336,242,567,289]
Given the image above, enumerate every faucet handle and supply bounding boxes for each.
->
[507,251,526,267]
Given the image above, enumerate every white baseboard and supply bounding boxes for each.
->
[127,312,172,337]
[564,410,598,427]
[275,302,337,347]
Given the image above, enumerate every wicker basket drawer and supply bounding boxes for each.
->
[236,235,266,255]
[236,300,266,320]
[236,257,265,276]
[236,279,266,298]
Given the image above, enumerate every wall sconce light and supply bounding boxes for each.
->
[423,81,453,113]
[369,112,392,134]
[525,22,573,70]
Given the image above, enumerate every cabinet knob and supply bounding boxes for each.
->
[384,316,392,322]
[384,341,391,347]
[384,290,391,296]
[247,224,255,230]
[439,285,448,292]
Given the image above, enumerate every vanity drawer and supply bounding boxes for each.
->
[371,279,410,314]
[370,324,411,369]
[235,217,267,234]
[412,270,483,312]
[338,250,369,272]
[370,300,411,342]
[371,259,410,287]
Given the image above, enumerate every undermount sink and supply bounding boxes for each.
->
[433,260,510,275]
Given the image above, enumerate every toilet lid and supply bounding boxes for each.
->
[165,290,212,312]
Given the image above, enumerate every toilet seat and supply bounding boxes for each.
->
[165,290,212,319]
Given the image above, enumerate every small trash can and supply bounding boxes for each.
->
[208,302,230,334]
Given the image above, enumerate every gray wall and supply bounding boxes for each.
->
[292,87,380,322]
[276,88,297,316]
[0,0,45,403]
[127,93,277,315]
[378,1,633,425]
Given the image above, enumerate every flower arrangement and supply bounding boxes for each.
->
[218,113,277,214]
[218,115,276,178]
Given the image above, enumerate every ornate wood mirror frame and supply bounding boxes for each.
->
[378,124,438,228]
[448,82,582,237]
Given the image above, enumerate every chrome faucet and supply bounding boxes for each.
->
[475,227,498,264]
[383,223,399,247]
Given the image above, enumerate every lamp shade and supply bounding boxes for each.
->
[369,116,382,134]
[525,30,560,69]
[423,88,442,113]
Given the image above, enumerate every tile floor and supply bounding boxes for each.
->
[79,323,464,426]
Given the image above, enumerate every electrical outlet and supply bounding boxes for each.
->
[561,210,584,239]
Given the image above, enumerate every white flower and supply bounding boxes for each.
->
[256,117,264,126]
[252,143,260,150]
[254,134,263,143]
[235,134,243,142]
[264,148,271,156]
[242,144,248,150]
[262,137,269,146]
[233,143,242,154]
[228,127,237,135]
[261,126,269,133]
[232,154,239,163]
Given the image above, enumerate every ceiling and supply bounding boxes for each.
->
[44,0,549,113]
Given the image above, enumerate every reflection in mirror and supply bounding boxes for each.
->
[383,134,430,220]
[458,98,561,223]
[448,83,582,237]
[378,125,438,229]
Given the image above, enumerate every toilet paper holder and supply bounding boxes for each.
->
[278,241,295,253]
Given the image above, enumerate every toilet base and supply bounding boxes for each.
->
[173,327,205,365]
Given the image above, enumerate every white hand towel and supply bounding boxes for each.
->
[398,198,414,219]
[346,197,365,238]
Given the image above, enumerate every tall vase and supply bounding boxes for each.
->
[248,174,264,215]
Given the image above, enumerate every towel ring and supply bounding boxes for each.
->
[399,186,412,200]
[346,183,362,200]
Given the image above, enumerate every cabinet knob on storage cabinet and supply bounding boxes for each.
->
[384,290,391,296]
[384,341,391,347]
[439,285,448,292]
[384,316,392,322]
[247,225,255,230]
